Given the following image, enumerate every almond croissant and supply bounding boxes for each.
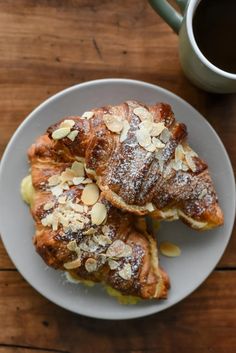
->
[48,101,224,230]
[23,134,169,300]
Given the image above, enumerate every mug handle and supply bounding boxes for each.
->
[149,0,187,33]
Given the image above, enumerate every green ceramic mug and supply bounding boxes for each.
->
[149,0,236,93]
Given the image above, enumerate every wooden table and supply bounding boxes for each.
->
[0,1,235,352]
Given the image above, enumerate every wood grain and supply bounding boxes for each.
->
[0,270,236,353]
[0,0,235,352]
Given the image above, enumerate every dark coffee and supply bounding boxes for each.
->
[193,0,236,74]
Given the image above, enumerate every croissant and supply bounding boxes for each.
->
[22,134,169,300]
[47,101,224,230]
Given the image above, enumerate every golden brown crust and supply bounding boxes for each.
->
[27,135,169,300]
[48,101,223,230]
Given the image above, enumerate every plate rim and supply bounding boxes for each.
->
[0,78,235,320]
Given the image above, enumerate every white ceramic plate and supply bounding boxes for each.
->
[0,79,235,320]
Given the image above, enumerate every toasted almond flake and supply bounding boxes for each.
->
[84,165,96,177]
[108,259,119,270]
[150,122,166,137]
[52,127,71,140]
[152,137,165,149]
[67,240,78,251]
[84,228,95,235]
[64,258,81,270]
[118,263,132,280]
[82,111,94,120]
[48,175,60,186]
[120,120,130,142]
[71,161,85,177]
[81,183,100,206]
[160,241,181,257]
[182,163,189,171]
[139,120,153,132]
[145,143,156,152]
[122,244,132,257]
[136,128,151,148]
[85,258,97,273]
[133,107,153,122]
[62,183,70,190]
[102,225,110,236]
[75,156,85,163]
[106,240,125,258]
[60,119,75,129]
[91,202,107,225]
[60,168,76,183]
[72,177,84,185]
[41,217,49,227]
[175,144,185,162]
[93,234,112,246]
[51,185,63,197]
[160,128,171,143]
[58,195,67,204]
[70,203,84,213]
[146,202,155,212]
[171,159,183,171]
[52,215,59,231]
[67,130,78,141]
[43,202,54,211]
[185,153,197,172]
[103,114,124,133]
[82,178,93,184]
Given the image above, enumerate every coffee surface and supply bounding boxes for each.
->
[193,0,236,74]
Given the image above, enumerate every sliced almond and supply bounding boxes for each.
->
[50,185,63,197]
[84,228,95,235]
[58,195,67,204]
[75,156,85,163]
[67,240,78,252]
[67,130,78,142]
[91,202,107,225]
[122,244,132,257]
[82,111,94,120]
[120,120,130,142]
[60,119,75,129]
[133,107,153,122]
[64,257,81,270]
[60,168,76,183]
[152,137,165,149]
[103,114,124,133]
[150,122,166,137]
[52,127,71,140]
[43,202,54,211]
[139,120,153,132]
[145,143,156,152]
[72,177,84,185]
[160,241,181,257]
[175,144,185,162]
[48,175,60,186]
[82,178,93,184]
[136,128,151,148]
[85,258,97,273]
[106,240,125,258]
[108,259,119,270]
[146,202,155,212]
[70,203,84,213]
[118,263,132,280]
[185,153,197,172]
[71,161,85,177]
[81,183,100,206]
[93,234,112,246]
[102,225,110,236]
[160,128,171,143]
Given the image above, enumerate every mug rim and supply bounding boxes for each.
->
[186,0,236,79]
